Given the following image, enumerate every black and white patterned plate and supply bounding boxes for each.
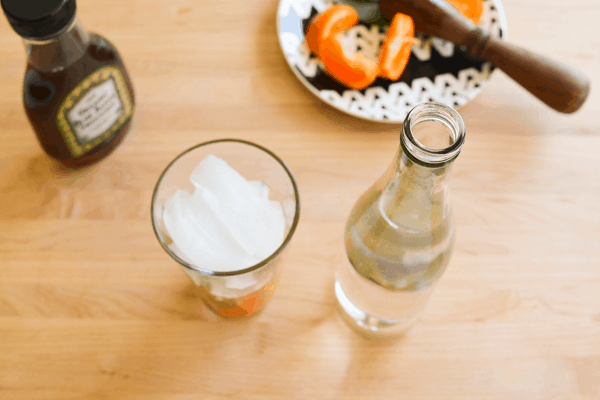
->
[277,0,507,122]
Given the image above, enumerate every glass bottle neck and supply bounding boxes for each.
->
[392,101,465,188]
[398,145,453,179]
[376,145,454,209]
[400,102,466,168]
[393,145,454,201]
[23,17,89,72]
[375,103,465,226]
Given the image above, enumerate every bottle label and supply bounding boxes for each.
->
[56,66,133,158]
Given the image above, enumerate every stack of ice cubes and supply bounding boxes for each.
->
[163,154,286,272]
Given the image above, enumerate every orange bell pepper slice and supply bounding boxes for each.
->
[217,283,275,318]
[306,5,358,58]
[218,291,264,318]
[378,13,415,81]
[306,5,378,90]
[319,36,379,90]
[447,0,485,25]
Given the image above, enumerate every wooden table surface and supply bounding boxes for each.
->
[1,0,599,399]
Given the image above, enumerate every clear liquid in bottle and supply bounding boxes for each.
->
[335,102,466,338]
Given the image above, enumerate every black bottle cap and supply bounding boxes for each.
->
[1,0,76,39]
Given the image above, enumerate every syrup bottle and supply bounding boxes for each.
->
[1,0,135,168]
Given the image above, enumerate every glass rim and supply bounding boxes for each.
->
[150,138,301,277]
[401,102,466,167]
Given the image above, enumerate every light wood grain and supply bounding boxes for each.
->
[1,0,599,399]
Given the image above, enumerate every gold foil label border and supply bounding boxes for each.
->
[56,65,133,158]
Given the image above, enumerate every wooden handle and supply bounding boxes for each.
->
[464,29,590,113]
[379,0,591,113]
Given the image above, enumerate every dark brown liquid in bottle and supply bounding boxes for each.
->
[23,33,135,168]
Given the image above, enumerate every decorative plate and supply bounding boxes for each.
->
[277,0,507,122]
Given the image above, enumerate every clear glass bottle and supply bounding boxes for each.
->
[335,102,466,338]
[1,0,135,168]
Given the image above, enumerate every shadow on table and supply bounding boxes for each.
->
[80,261,416,398]
[0,151,148,220]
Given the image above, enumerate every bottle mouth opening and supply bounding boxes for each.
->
[401,102,466,167]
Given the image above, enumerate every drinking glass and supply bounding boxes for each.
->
[151,139,300,318]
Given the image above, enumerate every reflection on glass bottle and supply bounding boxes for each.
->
[335,102,466,338]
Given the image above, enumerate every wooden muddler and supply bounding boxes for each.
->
[379,0,590,113]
